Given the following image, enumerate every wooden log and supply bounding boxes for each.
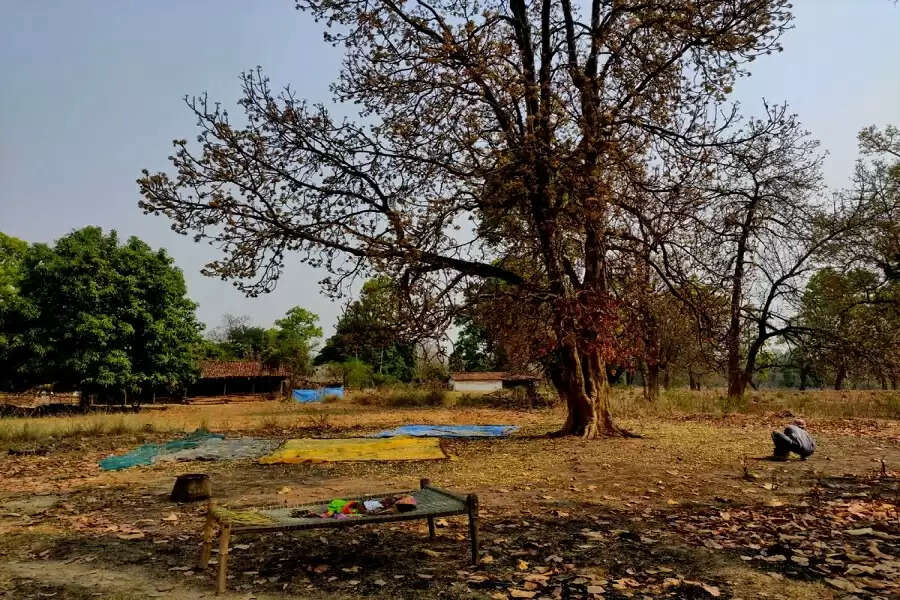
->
[171,473,211,502]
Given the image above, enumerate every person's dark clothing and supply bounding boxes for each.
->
[772,424,815,459]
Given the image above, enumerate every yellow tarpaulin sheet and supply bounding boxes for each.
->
[258,436,446,464]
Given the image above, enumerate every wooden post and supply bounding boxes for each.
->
[466,493,479,565]
[421,479,435,539]
[199,502,214,568]
[216,524,231,595]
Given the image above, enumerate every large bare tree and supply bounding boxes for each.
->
[139,0,791,437]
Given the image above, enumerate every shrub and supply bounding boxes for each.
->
[303,412,334,434]
[353,386,447,407]
[333,359,375,389]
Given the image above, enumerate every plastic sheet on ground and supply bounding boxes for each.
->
[258,436,447,464]
[154,437,281,464]
[371,424,518,438]
[99,430,224,471]
[293,386,344,403]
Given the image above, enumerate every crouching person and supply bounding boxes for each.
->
[772,419,815,460]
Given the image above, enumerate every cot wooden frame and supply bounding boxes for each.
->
[199,479,479,594]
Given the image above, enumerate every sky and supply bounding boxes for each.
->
[1,1,899,337]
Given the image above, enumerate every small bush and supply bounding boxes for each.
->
[454,387,555,409]
[260,415,281,430]
[321,393,341,404]
[303,412,334,434]
[353,387,447,407]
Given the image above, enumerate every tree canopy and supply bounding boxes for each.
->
[0,227,203,398]
[137,0,900,433]
[202,308,323,378]
[316,277,415,382]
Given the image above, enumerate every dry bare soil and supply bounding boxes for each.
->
[0,391,898,600]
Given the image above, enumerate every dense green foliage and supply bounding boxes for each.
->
[201,308,323,378]
[799,268,899,389]
[448,315,506,373]
[0,228,203,398]
[315,277,415,382]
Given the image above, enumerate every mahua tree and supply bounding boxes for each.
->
[139,0,793,437]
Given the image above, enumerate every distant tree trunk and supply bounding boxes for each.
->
[834,363,847,391]
[606,365,624,385]
[687,367,701,391]
[799,366,809,391]
[726,332,745,399]
[639,361,648,397]
[644,362,660,402]
[892,375,898,390]
[880,373,888,390]
[662,365,670,390]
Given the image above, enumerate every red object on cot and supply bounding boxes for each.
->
[395,495,416,512]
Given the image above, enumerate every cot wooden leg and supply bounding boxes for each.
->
[420,478,436,539]
[216,525,231,595]
[466,493,479,565]
[199,508,214,568]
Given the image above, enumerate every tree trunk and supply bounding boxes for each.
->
[549,344,629,438]
[662,365,670,390]
[727,362,745,399]
[725,317,745,398]
[644,362,660,402]
[799,367,808,391]
[687,367,701,391]
[639,361,648,397]
[834,363,846,391]
[892,375,898,391]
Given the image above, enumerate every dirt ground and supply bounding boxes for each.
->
[0,400,898,599]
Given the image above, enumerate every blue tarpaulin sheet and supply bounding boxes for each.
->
[371,424,518,438]
[99,430,224,471]
[293,387,344,403]
[293,389,321,403]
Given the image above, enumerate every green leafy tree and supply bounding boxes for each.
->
[800,268,898,389]
[0,233,27,305]
[316,278,415,381]
[10,227,202,399]
[449,315,506,373]
[263,307,323,382]
[0,233,33,388]
[211,314,268,359]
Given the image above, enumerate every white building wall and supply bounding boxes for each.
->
[451,379,503,393]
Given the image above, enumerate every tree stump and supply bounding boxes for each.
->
[171,473,211,502]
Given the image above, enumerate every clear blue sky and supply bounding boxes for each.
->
[2,1,898,336]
